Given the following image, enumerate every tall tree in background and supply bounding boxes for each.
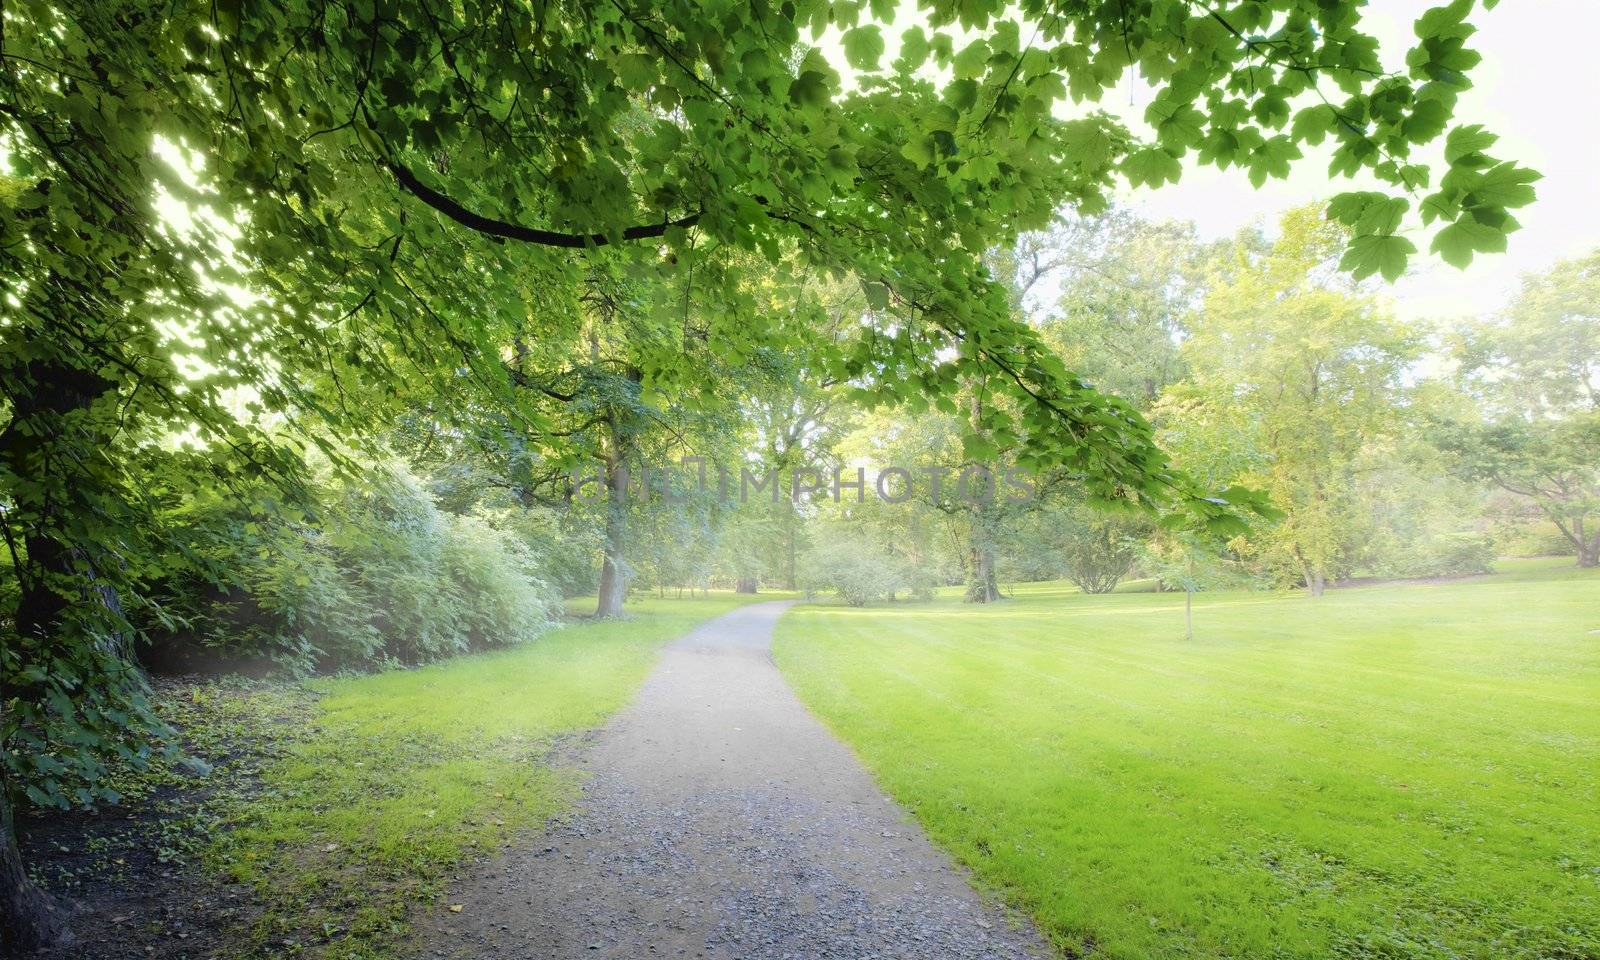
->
[746,280,855,590]
[1039,212,1214,405]
[1443,251,1600,566]
[1163,207,1416,595]
[1023,211,1212,591]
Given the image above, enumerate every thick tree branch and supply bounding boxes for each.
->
[503,362,578,402]
[389,161,700,248]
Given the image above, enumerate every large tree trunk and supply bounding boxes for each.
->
[781,505,798,591]
[594,456,630,619]
[1293,544,1327,598]
[1549,513,1600,568]
[962,390,1002,604]
[734,577,759,594]
[590,363,644,619]
[963,507,1001,603]
[1575,518,1598,568]
[964,552,1000,602]
[0,355,119,952]
[0,783,69,955]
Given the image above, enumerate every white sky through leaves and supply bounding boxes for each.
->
[818,0,1600,321]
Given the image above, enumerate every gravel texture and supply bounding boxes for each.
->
[410,600,1053,960]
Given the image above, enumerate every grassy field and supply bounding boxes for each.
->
[774,559,1600,960]
[210,592,761,957]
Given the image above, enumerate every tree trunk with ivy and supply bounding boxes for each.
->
[0,351,122,952]
[963,513,1002,603]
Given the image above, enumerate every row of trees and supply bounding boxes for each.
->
[32,198,1573,635]
[665,208,1595,604]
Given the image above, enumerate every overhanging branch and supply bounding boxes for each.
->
[389,161,700,248]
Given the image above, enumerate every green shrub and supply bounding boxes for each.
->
[441,515,553,649]
[1380,532,1496,578]
[142,461,553,674]
[799,536,921,605]
[1497,520,1579,559]
[332,466,461,663]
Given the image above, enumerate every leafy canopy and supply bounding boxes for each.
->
[4,0,1533,529]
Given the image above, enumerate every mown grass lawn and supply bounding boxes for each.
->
[774,559,1600,960]
[210,592,763,958]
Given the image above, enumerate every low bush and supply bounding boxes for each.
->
[799,536,925,605]
[1496,520,1580,559]
[142,461,553,674]
[1380,531,1496,578]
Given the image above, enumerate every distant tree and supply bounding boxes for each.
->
[713,506,775,594]
[998,498,1149,594]
[1441,253,1600,567]
[798,531,918,606]
[826,409,964,592]
[1039,211,1216,407]
[1162,207,1417,595]
[1140,529,1250,640]
[1057,506,1149,595]
[1469,251,1600,410]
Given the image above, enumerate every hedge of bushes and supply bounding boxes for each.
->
[141,463,554,675]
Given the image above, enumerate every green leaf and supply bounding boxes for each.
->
[961,433,999,462]
[900,135,934,166]
[613,53,656,91]
[1355,196,1410,236]
[1431,216,1506,268]
[1290,105,1336,145]
[1247,136,1299,188]
[1148,99,1206,149]
[952,39,989,80]
[1401,98,1449,143]
[1469,161,1541,209]
[1444,124,1497,163]
[841,25,885,71]
[1121,147,1181,188]
[896,26,929,71]
[1340,233,1417,282]
[788,69,831,107]
[1327,191,1383,226]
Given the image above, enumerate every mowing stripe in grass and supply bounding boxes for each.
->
[774,558,1600,960]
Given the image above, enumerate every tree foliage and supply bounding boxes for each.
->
[1161,207,1416,593]
[1441,257,1600,566]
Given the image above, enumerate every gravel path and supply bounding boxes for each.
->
[411,600,1053,960]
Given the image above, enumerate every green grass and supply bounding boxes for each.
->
[211,592,761,958]
[774,558,1600,960]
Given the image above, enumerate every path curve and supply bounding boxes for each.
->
[413,600,1052,959]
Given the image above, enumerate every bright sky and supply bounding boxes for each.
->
[819,1,1600,322]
